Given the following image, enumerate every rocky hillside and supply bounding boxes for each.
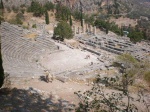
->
[2,0,150,17]
[3,0,103,12]
[3,0,50,7]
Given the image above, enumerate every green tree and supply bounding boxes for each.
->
[53,21,73,41]
[0,0,4,10]
[69,15,72,26]
[44,2,54,12]
[73,10,81,20]
[128,30,144,43]
[45,11,49,24]
[0,36,4,87]
[0,0,4,18]
[27,1,45,17]
[55,4,71,21]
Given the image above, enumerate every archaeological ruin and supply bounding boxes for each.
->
[0,21,150,85]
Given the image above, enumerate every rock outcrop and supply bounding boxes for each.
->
[60,0,103,13]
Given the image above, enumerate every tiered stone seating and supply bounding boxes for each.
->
[1,22,58,82]
[76,35,134,55]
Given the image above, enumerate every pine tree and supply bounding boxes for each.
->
[45,11,49,24]
[69,15,72,26]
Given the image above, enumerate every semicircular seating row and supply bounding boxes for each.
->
[1,22,58,80]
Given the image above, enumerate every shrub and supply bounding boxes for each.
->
[144,72,150,85]
[32,24,36,28]
[23,25,29,29]
[8,17,23,25]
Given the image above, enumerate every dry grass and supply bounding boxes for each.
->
[110,17,137,27]
[4,11,17,22]
[25,33,37,39]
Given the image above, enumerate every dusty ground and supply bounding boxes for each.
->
[40,40,100,73]
[12,79,91,105]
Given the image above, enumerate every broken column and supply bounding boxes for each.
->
[82,19,85,33]
[89,25,92,34]
[78,27,80,34]
[101,41,105,47]
[74,26,77,35]
[93,26,96,35]
[42,24,46,34]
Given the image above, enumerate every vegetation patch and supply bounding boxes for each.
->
[144,71,150,85]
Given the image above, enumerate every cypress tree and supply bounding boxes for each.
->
[0,0,4,9]
[81,12,83,27]
[121,27,124,36]
[45,10,49,24]
[69,15,72,26]
[80,4,83,27]
[106,27,109,34]
[105,21,109,34]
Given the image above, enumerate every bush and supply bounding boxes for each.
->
[8,17,23,25]
[23,25,29,29]
[144,72,150,85]
[21,8,25,14]
[0,16,4,24]
[127,30,144,43]
[32,24,36,28]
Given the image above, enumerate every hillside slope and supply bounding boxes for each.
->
[2,0,150,17]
